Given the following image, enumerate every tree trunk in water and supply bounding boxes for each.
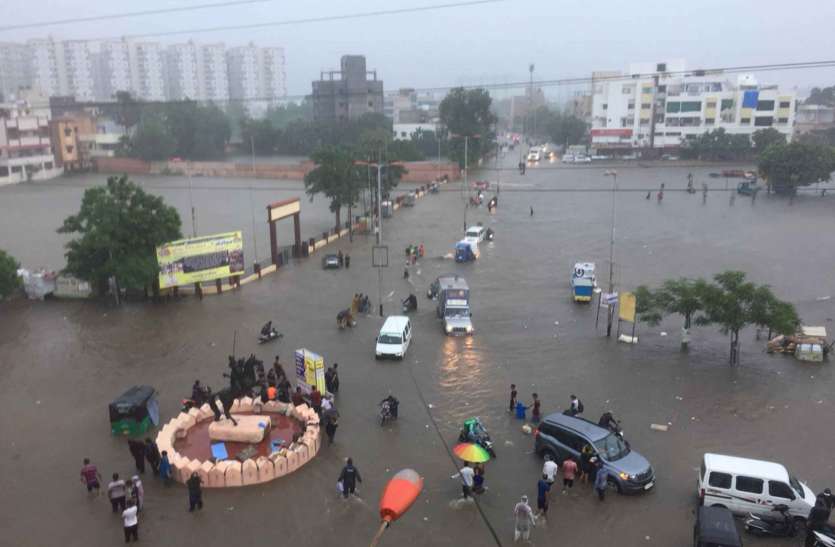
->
[334,207,341,233]
[348,203,353,241]
[681,314,691,352]
[729,330,739,367]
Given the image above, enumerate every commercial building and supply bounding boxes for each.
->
[0,95,62,186]
[227,43,286,116]
[590,60,796,152]
[311,55,383,122]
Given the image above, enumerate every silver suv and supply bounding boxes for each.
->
[534,413,655,494]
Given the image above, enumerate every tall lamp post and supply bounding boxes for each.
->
[450,133,479,232]
[603,170,618,337]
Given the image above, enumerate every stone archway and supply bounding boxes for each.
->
[266,198,302,263]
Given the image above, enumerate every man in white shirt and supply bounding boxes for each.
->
[122,500,139,542]
[542,453,559,485]
[455,462,475,499]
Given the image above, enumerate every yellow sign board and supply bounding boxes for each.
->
[156,231,244,288]
[619,291,637,323]
[294,348,326,395]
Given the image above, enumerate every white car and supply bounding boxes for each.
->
[527,149,541,162]
[575,155,592,163]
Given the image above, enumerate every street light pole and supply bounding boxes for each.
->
[604,170,618,337]
[463,135,468,231]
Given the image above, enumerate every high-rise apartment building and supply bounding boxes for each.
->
[227,43,286,116]
[128,41,165,101]
[97,39,132,99]
[0,43,33,99]
[28,38,95,101]
[166,41,229,102]
[312,55,383,122]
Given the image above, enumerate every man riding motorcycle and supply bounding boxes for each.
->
[380,394,399,420]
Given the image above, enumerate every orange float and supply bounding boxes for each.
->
[370,469,423,546]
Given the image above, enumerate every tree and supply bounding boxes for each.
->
[752,128,787,155]
[680,128,752,161]
[304,146,364,231]
[805,86,835,106]
[758,142,835,194]
[265,100,312,128]
[130,112,176,161]
[0,249,20,299]
[109,91,141,135]
[700,271,797,366]
[654,278,709,351]
[240,117,278,155]
[633,285,662,325]
[58,175,182,294]
[439,87,497,168]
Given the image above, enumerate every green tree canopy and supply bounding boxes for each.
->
[0,249,20,299]
[130,112,176,161]
[303,146,364,230]
[681,128,752,161]
[805,86,835,106]
[128,102,230,161]
[758,142,835,194]
[439,87,497,168]
[751,128,787,155]
[58,175,182,293]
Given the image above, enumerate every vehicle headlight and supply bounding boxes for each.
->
[445,325,452,333]
[618,472,630,481]
[465,325,473,333]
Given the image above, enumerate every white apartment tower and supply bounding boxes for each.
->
[98,40,132,99]
[128,41,165,101]
[165,41,229,102]
[28,38,95,100]
[0,43,33,99]
[227,43,285,116]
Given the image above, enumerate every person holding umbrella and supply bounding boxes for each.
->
[452,442,492,499]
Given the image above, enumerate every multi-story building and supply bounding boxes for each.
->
[128,41,165,101]
[227,44,285,116]
[165,42,201,100]
[0,42,33,100]
[62,41,95,101]
[97,39,133,99]
[590,60,796,152]
[0,95,62,186]
[312,55,383,122]
[795,104,835,134]
[28,38,95,101]
[50,112,96,170]
[197,43,229,103]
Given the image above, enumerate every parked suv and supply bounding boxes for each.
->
[534,413,655,494]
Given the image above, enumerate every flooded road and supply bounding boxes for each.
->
[1,155,834,546]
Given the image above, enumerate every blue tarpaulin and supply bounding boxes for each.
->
[742,90,759,108]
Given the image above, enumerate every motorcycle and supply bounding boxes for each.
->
[744,504,795,537]
[258,321,283,344]
[458,417,497,458]
[379,399,399,426]
[337,309,356,329]
[598,412,625,439]
[401,294,418,313]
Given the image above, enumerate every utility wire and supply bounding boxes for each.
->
[0,0,269,33]
[64,59,835,108]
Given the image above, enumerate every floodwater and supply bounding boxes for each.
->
[1,154,834,547]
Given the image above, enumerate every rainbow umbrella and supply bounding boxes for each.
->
[453,442,491,463]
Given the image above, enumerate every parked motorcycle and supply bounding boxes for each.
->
[744,504,795,537]
[814,529,835,547]
[458,417,496,458]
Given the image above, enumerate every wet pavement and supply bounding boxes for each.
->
[1,154,834,546]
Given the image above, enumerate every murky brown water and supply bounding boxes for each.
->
[1,155,833,546]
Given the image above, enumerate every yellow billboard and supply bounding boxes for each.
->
[619,292,636,323]
[294,348,326,395]
[156,231,244,288]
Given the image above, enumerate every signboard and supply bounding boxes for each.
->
[619,292,636,322]
[590,128,633,138]
[294,348,325,396]
[372,245,389,268]
[156,231,244,288]
[602,292,619,305]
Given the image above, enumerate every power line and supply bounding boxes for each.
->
[65,58,835,108]
[93,0,504,41]
[0,0,269,33]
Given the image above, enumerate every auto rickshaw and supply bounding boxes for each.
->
[109,385,159,436]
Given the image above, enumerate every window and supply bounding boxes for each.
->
[642,86,653,94]
[754,116,773,127]
[680,117,701,127]
[666,117,680,126]
[705,118,715,125]
[657,85,666,93]
[627,101,635,110]
[602,104,608,110]
[639,118,649,126]
[665,131,681,136]
[769,481,796,500]
[776,118,789,124]
[638,103,649,110]
[400,132,407,137]
[720,99,735,111]
[11,166,22,173]
[666,102,681,113]
[779,101,791,108]
[680,101,702,113]
[756,100,775,111]
[368,101,373,107]
[0,166,8,176]
[553,428,586,452]
[65,145,74,154]
[708,472,732,489]
[735,476,764,494]
[44,162,53,169]
[706,101,717,109]
[622,85,633,94]
[63,127,72,137]
[656,63,667,72]
[740,118,751,125]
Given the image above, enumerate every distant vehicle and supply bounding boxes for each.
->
[561,154,576,163]
[737,180,760,196]
[621,153,639,160]
[591,155,610,161]
[322,254,342,269]
[698,453,816,520]
[661,154,680,161]
[433,276,473,336]
[534,413,655,494]
[454,239,479,263]
[464,225,486,244]
[427,273,458,300]
[575,155,592,163]
[694,506,743,547]
[472,180,490,191]
[527,149,541,162]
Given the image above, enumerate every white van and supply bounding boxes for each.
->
[375,316,412,360]
[698,453,816,519]
[464,225,486,243]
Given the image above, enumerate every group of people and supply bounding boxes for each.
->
[351,293,371,315]
[509,386,584,424]
[336,250,351,268]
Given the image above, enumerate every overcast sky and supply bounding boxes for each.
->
[1,0,834,99]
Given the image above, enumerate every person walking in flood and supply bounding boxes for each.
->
[80,458,102,496]
[338,457,362,499]
[325,409,339,445]
[127,439,146,474]
[536,473,552,520]
[159,450,172,486]
[187,471,203,512]
[122,500,139,543]
[530,206,534,216]
[508,384,517,413]
[108,473,127,513]
[144,438,160,476]
[561,457,579,493]
[453,462,475,499]
[530,393,541,424]
[514,495,536,542]
[594,460,609,501]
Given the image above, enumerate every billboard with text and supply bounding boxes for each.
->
[156,231,244,288]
